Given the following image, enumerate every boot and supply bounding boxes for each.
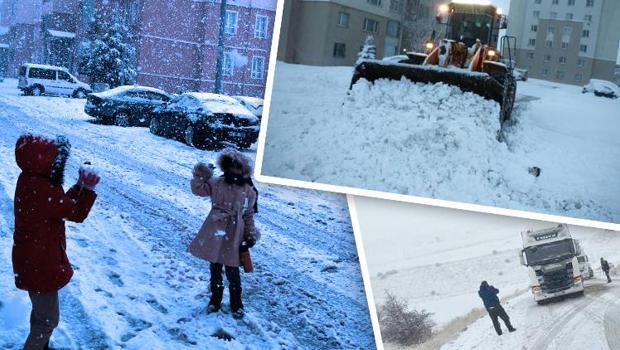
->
[207,283,224,314]
[508,326,517,332]
[229,286,244,319]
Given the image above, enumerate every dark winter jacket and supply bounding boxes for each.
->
[478,282,501,309]
[12,134,97,292]
[602,259,610,272]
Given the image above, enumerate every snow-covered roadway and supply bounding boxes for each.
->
[0,79,375,350]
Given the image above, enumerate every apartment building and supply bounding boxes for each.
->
[507,0,620,85]
[278,0,406,66]
[0,0,276,97]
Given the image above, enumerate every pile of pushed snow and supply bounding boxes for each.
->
[265,77,505,199]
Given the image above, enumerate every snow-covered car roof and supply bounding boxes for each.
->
[22,63,70,72]
[382,55,409,63]
[92,85,170,98]
[233,96,264,107]
[183,92,256,120]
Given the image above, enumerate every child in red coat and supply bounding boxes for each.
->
[12,134,100,350]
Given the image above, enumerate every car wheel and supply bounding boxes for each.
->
[31,85,43,96]
[114,112,131,127]
[150,117,162,136]
[73,89,87,99]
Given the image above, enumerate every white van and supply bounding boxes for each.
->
[18,63,92,98]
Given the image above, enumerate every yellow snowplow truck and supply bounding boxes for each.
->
[352,1,517,135]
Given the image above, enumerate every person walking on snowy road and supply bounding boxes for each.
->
[12,134,99,350]
[601,258,612,283]
[478,281,516,336]
[188,149,260,320]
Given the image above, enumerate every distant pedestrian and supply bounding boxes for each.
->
[478,281,516,336]
[601,258,612,283]
[12,134,99,350]
[188,149,260,319]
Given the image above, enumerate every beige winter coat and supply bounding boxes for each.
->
[188,164,258,267]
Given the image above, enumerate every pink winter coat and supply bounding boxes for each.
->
[188,165,258,267]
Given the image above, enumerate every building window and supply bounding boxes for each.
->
[565,13,573,20]
[533,11,540,18]
[531,25,538,32]
[562,27,572,36]
[390,0,403,12]
[387,20,400,37]
[528,38,536,46]
[567,0,575,5]
[586,0,594,7]
[547,26,555,35]
[577,57,585,67]
[255,15,268,39]
[580,44,587,52]
[559,56,566,64]
[337,12,350,27]
[367,0,382,6]
[224,11,238,34]
[251,56,265,79]
[527,52,535,59]
[561,42,569,49]
[363,18,379,33]
[574,73,582,81]
[223,52,233,77]
[333,43,346,58]
[545,40,553,48]
[556,70,565,79]
[552,0,559,4]
[544,55,551,62]
[541,68,549,76]
[582,30,590,38]
[550,11,557,19]
[584,14,592,22]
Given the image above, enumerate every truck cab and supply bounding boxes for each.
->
[520,224,584,304]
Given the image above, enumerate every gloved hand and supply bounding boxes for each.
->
[78,162,100,190]
[244,237,256,249]
[193,162,214,179]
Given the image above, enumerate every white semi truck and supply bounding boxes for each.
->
[520,224,584,304]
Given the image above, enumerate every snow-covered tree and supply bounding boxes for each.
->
[378,290,435,346]
[78,14,136,87]
[356,35,377,65]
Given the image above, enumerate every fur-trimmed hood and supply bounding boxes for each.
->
[216,148,252,176]
[15,134,71,185]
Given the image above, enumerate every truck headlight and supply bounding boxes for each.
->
[532,285,542,294]
[573,276,582,285]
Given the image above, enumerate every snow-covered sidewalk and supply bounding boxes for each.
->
[0,79,375,349]
[261,62,620,224]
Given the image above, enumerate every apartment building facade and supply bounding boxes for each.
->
[0,0,276,97]
[278,0,406,66]
[507,0,620,85]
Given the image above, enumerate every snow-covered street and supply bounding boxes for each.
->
[0,78,375,349]
[353,196,620,350]
[261,62,620,224]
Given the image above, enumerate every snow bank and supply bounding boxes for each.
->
[262,62,620,223]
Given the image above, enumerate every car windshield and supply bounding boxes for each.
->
[450,13,494,45]
[524,239,575,265]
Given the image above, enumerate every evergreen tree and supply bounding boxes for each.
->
[78,14,136,87]
[356,35,377,65]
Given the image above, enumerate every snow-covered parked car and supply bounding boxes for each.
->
[18,63,91,98]
[233,96,264,120]
[84,85,172,127]
[513,68,528,82]
[149,92,260,150]
[382,55,409,64]
[582,79,619,98]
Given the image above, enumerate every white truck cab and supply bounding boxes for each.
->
[18,63,91,98]
[520,224,584,304]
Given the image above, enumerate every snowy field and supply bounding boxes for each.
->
[0,79,375,349]
[354,196,620,349]
[261,62,620,224]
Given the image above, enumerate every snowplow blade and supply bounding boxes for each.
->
[351,60,505,106]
